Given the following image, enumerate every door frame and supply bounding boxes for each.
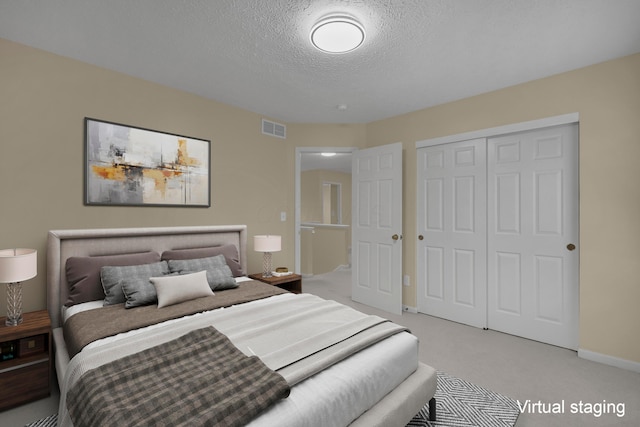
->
[416,113,579,149]
[295,146,356,274]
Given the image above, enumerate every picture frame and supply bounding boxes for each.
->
[84,117,210,207]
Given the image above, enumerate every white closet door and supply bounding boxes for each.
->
[417,139,487,328]
[487,124,579,349]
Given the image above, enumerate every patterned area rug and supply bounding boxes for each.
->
[408,371,520,427]
[25,415,57,427]
[26,372,519,427]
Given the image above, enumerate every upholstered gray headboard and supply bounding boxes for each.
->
[47,225,247,328]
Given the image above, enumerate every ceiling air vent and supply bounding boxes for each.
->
[262,119,286,139]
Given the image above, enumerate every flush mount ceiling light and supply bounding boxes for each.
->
[321,152,337,157]
[310,15,365,53]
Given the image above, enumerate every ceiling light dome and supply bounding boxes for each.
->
[310,15,365,54]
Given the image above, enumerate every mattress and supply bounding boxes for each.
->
[56,291,419,427]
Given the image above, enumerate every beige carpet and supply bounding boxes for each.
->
[302,268,640,427]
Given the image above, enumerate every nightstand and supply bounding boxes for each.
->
[249,273,302,294]
[0,310,51,411]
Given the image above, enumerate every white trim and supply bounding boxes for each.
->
[402,305,418,314]
[416,112,579,148]
[295,147,357,274]
[301,222,350,230]
[578,349,640,373]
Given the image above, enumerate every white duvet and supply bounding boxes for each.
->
[58,292,419,427]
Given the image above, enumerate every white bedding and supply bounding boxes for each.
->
[249,332,417,427]
[58,292,419,427]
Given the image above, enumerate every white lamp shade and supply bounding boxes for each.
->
[0,249,37,283]
[254,235,281,253]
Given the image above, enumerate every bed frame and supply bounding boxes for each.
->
[47,225,436,426]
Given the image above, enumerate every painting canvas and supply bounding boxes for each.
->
[85,118,210,207]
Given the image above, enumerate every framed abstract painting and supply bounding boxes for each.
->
[84,118,210,207]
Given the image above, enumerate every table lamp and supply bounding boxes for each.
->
[254,235,281,278]
[0,248,37,326]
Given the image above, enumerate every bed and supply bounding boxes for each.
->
[47,225,437,426]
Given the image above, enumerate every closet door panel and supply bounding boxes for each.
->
[487,124,579,350]
[416,123,578,350]
[417,139,487,328]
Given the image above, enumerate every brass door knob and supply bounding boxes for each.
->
[392,234,399,241]
[567,243,576,251]
[418,235,424,240]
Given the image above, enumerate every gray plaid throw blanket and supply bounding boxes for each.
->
[66,327,290,427]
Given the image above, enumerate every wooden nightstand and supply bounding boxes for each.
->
[249,273,302,294]
[0,310,51,411]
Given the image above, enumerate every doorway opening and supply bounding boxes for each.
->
[295,148,354,280]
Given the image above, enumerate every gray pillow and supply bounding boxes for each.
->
[161,245,242,277]
[101,261,169,306]
[121,277,159,309]
[65,252,161,306]
[168,255,238,291]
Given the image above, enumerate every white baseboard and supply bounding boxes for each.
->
[402,305,417,314]
[578,348,640,373]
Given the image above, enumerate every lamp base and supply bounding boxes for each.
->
[5,315,23,326]
[262,252,273,278]
[5,282,23,327]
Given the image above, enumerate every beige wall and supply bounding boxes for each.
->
[301,169,352,225]
[0,38,364,317]
[300,226,349,275]
[300,169,352,274]
[2,37,639,364]
[366,53,640,364]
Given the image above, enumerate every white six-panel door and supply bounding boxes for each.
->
[417,139,487,328]
[352,143,403,315]
[417,124,579,349]
[487,124,579,349]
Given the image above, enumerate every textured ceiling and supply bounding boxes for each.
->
[1,1,639,124]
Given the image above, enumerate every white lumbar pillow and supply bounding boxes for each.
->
[150,270,214,308]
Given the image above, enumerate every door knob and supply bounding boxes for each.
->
[392,234,399,241]
[418,235,424,240]
[567,243,576,251]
